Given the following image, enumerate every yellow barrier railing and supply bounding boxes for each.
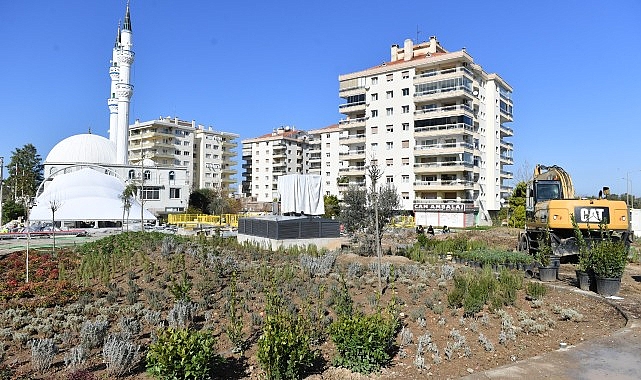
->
[390,215,415,228]
[168,213,240,228]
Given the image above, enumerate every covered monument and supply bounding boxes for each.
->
[237,174,340,250]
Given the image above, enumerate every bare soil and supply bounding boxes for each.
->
[1,227,639,380]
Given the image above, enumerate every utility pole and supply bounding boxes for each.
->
[140,151,145,232]
[0,156,4,226]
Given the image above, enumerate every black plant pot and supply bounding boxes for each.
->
[595,276,621,296]
[538,266,557,282]
[575,270,592,291]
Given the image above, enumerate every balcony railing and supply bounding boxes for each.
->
[414,142,474,151]
[338,101,366,110]
[414,161,474,169]
[339,150,366,156]
[338,117,367,126]
[339,166,366,173]
[414,122,475,134]
[413,66,473,80]
[413,180,475,187]
[414,85,473,99]
[338,181,366,187]
[413,198,476,204]
[339,133,366,141]
[414,104,473,116]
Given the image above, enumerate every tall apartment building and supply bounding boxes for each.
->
[241,126,310,202]
[338,37,513,226]
[128,117,239,194]
[306,124,343,197]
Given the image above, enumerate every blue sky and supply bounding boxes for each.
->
[1,0,640,196]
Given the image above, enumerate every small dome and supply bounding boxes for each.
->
[46,134,117,164]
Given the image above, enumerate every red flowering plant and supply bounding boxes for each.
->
[0,249,84,308]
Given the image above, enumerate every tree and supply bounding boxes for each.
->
[120,184,138,231]
[49,199,61,254]
[323,195,340,218]
[339,186,368,233]
[505,181,527,228]
[2,199,25,224]
[5,144,43,203]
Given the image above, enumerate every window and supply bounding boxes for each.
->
[402,123,410,131]
[371,93,378,101]
[326,162,331,166]
[386,73,393,82]
[386,125,393,133]
[402,71,409,79]
[141,188,160,200]
[128,169,135,179]
[386,90,393,99]
[402,105,410,113]
[175,150,181,155]
[402,140,409,148]
[371,142,378,149]
[371,110,378,117]
[371,77,378,85]
[169,188,181,198]
[386,108,393,116]
[386,175,393,183]
[168,171,175,181]
[386,141,394,150]
[326,143,330,148]
[143,170,151,180]
[402,157,410,166]
[371,159,378,166]
[402,88,409,96]
[402,192,410,200]
[371,126,378,134]
[326,172,331,177]
[205,144,211,149]
[183,151,189,156]
[386,158,393,166]
[402,175,409,183]
[326,133,330,138]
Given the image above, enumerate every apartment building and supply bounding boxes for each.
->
[241,126,309,202]
[338,37,513,226]
[128,117,239,194]
[306,124,344,197]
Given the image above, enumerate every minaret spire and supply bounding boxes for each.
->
[123,1,132,32]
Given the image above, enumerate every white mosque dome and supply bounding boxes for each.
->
[46,134,117,165]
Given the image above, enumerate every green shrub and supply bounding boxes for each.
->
[146,328,221,380]
[525,282,547,300]
[257,286,316,380]
[448,268,523,316]
[329,309,399,374]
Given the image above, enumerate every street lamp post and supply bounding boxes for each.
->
[0,156,4,226]
[626,170,641,210]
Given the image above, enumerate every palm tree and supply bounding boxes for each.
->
[120,184,138,231]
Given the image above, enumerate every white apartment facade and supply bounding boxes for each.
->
[338,37,513,226]
[241,127,308,202]
[129,117,239,194]
[306,124,344,197]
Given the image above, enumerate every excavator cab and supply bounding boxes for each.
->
[534,180,562,202]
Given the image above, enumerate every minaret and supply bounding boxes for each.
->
[108,3,135,165]
[108,23,121,147]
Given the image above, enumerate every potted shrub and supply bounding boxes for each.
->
[591,238,627,296]
[572,215,594,291]
[535,231,557,282]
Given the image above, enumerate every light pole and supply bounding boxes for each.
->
[0,156,4,226]
[626,170,641,210]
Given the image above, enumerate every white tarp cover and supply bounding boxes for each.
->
[30,168,156,222]
[277,174,325,215]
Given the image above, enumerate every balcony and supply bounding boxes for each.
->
[339,133,366,145]
[414,161,474,173]
[414,122,476,138]
[500,170,513,179]
[500,125,513,137]
[338,117,366,130]
[338,166,366,176]
[414,104,474,121]
[338,101,366,114]
[500,108,513,122]
[414,86,473,102]
[500,141,513,151]
[339,85,366,98]
[413,179,475,191]
[414,142,474,156]
[338,181,366,188]
[339,150,366,159]
[413,67,473,83]
[413,198,476,205]
[309,153,321,161]
[500,155,514,164]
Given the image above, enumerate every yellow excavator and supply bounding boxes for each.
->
[518,164,630,256]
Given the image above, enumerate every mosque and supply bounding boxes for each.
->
[29,3,190,227]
